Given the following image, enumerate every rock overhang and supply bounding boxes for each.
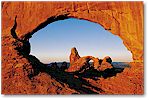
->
[1,1,144,94]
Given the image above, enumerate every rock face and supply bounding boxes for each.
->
[67,47,101,72]
[70,47,80,65]
[98,62,113,71]
[91,57,100,69]
[2,1,143,94]
[94,56,113,71]
[67,56,92,72]
[60,62,68,71]
[97,56,113,71]
[2,1,143,62]
[103,56,112,64]
[67,49,113,72]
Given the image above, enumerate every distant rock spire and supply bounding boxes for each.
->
[69,47,80,65]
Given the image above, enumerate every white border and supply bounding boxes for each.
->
[0,0,148,100]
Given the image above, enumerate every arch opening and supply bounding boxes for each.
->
[29,18,133,65]
[2,2,143,94]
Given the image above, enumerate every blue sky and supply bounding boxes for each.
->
[30,18,133,63]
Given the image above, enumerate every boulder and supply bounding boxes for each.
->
[102,56,112,64]
[97,56,113,71]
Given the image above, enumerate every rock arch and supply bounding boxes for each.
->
[2,1,143,62]
[2,1,143,94]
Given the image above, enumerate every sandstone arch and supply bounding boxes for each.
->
[2,1,143,62]
[67,56,100,72]
[69,47,101,72]
[2,1,143,94]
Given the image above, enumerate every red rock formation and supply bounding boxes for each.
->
[67,56,91,72]
[102,56,112,64]
[98,62,113,71]
[91,57,100,69]
[2,1,143,62]
[68,47,101,72]
[98,62,144,94]
[97,56,113,71]
[70,47,80,65]
[2,1,143,94]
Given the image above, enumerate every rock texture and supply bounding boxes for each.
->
[99,62,144,94]
[103,56,112,64]
[67,56,93,72]
[2,1,143,94]
[98,62,113,71]
[2,1,143,62]
[70,47,80,65]
[91,57,100,69]
[98,56,113,71]
[67,48,113,72]
[67,47,101,72]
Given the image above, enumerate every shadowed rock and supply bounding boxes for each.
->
[49,62,59,71]
[60,62,68,71]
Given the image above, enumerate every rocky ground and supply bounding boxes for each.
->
[2,47,144,94]
[2,2,143,94]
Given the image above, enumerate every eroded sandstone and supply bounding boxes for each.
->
[98,56,113,71]
[70,47,80,66]
[2,1,144,94]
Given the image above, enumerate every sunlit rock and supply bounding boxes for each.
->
[67,56,91,72]
[98,56,113,71]
[70,47,80,66]
[2,1,143,94]
[102,56,112,64]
